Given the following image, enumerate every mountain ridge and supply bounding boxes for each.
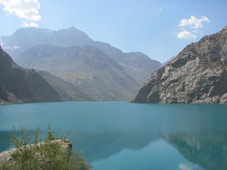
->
[131,26,227,104]
[17,44,140,100]
[0,27,161,74]
[0,47,61,104]
[0,27,161,100]
[37,70,92,101]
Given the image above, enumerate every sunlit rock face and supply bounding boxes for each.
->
[132,26,227,103]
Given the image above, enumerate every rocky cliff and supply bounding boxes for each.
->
[0,47,61,104]
[131,26,227,103]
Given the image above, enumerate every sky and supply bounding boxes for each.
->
[0,0,226,63]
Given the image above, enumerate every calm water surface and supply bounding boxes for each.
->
[0,102,227,170]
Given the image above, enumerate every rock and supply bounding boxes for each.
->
[0,140,72,166]
[220,93,227,104]
[131,26,227,104]
[222,57,227,65]
[0,48,61,103]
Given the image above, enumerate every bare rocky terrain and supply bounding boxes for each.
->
[132,26,227,103]
[0,47,61,103]
[0,27,161,100]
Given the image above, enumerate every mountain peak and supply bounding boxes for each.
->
[59,26,88,35]
[1,27,161,100]
[221,25,227,33]
[67,26,78,30]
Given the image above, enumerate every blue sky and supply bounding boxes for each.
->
[0,0,226,62]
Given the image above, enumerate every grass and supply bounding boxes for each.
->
[0,126,91,170]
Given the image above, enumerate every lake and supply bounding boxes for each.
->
[0,101,227,170]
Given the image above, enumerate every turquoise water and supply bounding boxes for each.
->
[0,102,227,170]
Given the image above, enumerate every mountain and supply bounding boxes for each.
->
[0,47,61,104]
[38,71,91,101]
[0,27,162,100]
[16,45,139,100]
[0,27,161,74]
[91,41,161,73]
[0,27,93,56]
[131,26,227,104]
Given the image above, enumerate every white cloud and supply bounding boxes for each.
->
[3,45,20,50]
[179,16,210,29]
[179,163,200,170]
[179,163,193,170]
[176,15,210,40]
[177,30,197,39]
[0,0,41,27]
[23,21,38,27]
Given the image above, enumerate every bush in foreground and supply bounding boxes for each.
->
[1,126,91,170]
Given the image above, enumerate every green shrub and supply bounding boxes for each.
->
[1,126,91,170]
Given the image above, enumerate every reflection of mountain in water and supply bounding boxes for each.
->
[2,128,227,170]
[73,132,160,162]
[0,130,15,152]
[165,134,227,170]
[1,104,227,170]
[69,106,227,164]
[73,131,227,170]
[0,130,45,152]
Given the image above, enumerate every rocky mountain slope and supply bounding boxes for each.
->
[17,45,139,100]
[0,47,61,104]
[38,71,91,101]
[0,27,161,100]
[0,27,161,74]
[91,41,161,73]
[131,26,227,104]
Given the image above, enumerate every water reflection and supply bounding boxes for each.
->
[0,130,44,152]
[71,131,227,170]
[74,132,161,162]
[165,133,227,170]
[0,102,227,170]
[0,131,12,151]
